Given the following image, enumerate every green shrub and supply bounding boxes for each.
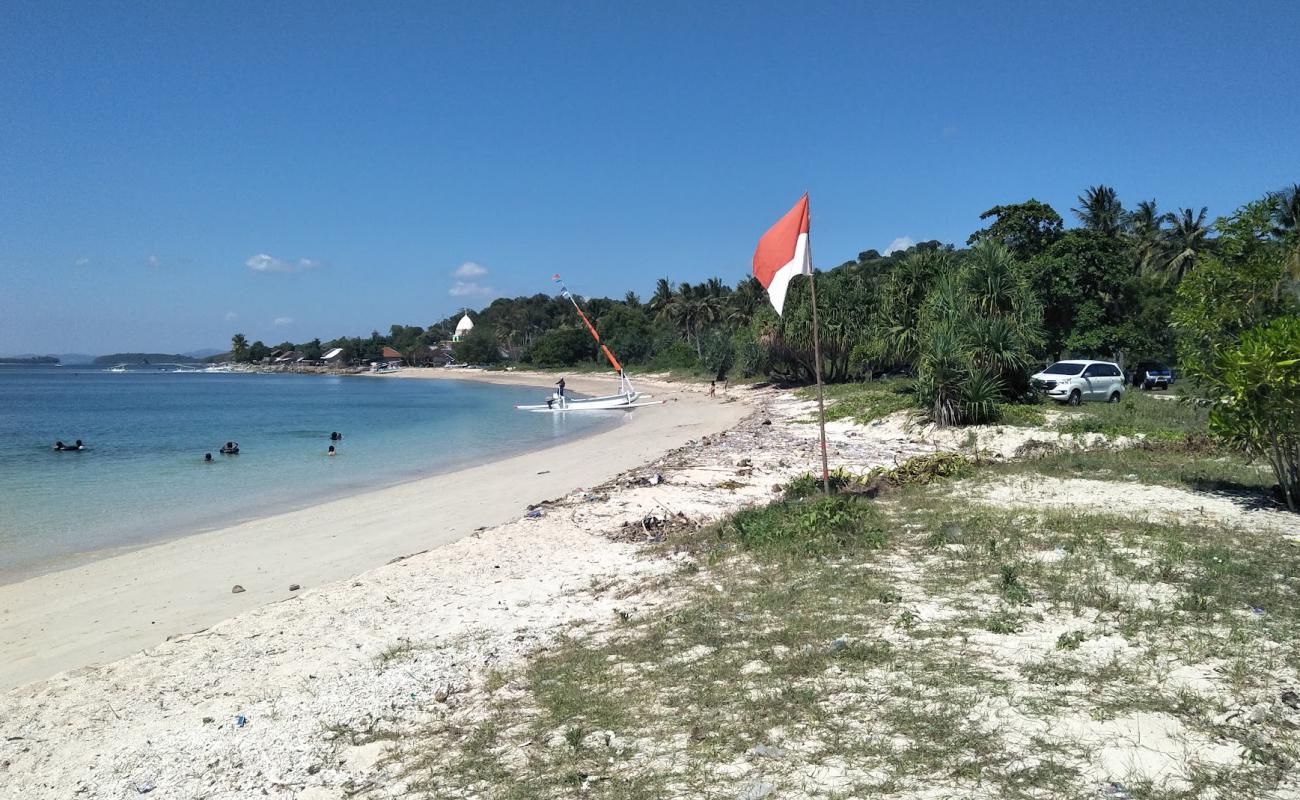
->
[1204,316,1300,510]
[721,495,886,555]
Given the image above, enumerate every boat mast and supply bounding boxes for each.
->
[552,274,632,394]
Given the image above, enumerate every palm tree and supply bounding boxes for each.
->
[727,276,765,326]
[623,290,642,308]
[1125,200,1166,275]
[1271,183,1300,279]
[1162,207,1212,282]
[231,333,249,362]
[1072,185,1124,237]
[648,278,675,320]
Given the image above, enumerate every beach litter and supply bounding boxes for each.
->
[525,509,544,519]
[289,584,301,592]
[235,715,247,728]
[230,585,245,594]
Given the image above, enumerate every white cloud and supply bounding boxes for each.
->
[273,316,294,327]
[224,311,239,322]
[884,237,915,256]
[454,261,488,278]
[246,253,320,273]
[449,281,495,297]
[146,254,162,269]
[73,257,91,267]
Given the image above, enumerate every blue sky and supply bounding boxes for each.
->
[2,1,1297,354]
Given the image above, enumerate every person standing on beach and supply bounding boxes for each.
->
[708,381,716,398]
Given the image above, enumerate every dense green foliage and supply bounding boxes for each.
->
[1203,316,1300,511]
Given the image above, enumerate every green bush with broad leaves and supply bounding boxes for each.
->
[1204,316,1300,511]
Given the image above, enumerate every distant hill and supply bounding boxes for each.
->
[53,353,97,364]
[0,356,59,365]
[1,352,96,364]
[91,353,202,365]
[184,348,226,359]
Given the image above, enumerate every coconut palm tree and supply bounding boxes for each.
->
[1271,183,1300,279]
[648,278,675,320]
[1072,185,1124,237]
[727,276,765,326]
[230,333,249,362]
[623,290,642,308]
[1162,207,1213,282]
[1125,199,1166,275]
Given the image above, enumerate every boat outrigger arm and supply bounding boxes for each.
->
[515,276,666,412]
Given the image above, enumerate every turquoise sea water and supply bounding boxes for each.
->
[0,367,614,580]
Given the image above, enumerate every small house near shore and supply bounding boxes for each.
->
[321,347,345,365]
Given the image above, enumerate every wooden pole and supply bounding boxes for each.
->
[806,268,831,495]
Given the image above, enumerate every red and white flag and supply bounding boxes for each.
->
[752,193,812,315]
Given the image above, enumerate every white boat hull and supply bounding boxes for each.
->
[515,391,662,412]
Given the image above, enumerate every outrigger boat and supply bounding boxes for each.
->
[515,275,665,413]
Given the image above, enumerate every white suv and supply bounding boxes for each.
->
[1031,360,1126,405]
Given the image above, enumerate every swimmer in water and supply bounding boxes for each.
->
[204,453,213,462]
[327,445,337,456]
[54,440,65,451]
[330,431,342,441]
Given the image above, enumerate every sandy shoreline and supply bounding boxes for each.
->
[0,370,745,691]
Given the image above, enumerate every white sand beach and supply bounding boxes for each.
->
[0,370,746,691]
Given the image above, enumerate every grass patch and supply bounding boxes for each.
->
[716,494,888,555]
[1054,391,1210,440]
[784,453,975,499]
[996,401,1049,427]
[993,438,1277,498]
[373,640,418,669]
[802,378,915,424]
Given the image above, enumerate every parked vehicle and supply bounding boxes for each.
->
[1131,361,1173,390]
[1030,360,1127,405]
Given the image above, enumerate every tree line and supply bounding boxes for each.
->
[226,181,1299,413]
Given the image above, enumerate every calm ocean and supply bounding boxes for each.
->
[0,367,614,581]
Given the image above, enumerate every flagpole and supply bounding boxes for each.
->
[806,267,831,495]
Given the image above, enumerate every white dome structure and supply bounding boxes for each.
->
[453,311,474,342]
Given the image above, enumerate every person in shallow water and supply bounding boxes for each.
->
[555,377,566,398]
[204,453,213,462]
[327,445,337,456]
[329,431,342,441]
[220,441,239,454]
[53,440,65,451]
[54,439,85,451]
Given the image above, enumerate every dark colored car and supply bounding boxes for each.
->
[1131,361,1173,390]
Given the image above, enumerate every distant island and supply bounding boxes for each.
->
[0,356,59,365]
[91,353,202,366]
